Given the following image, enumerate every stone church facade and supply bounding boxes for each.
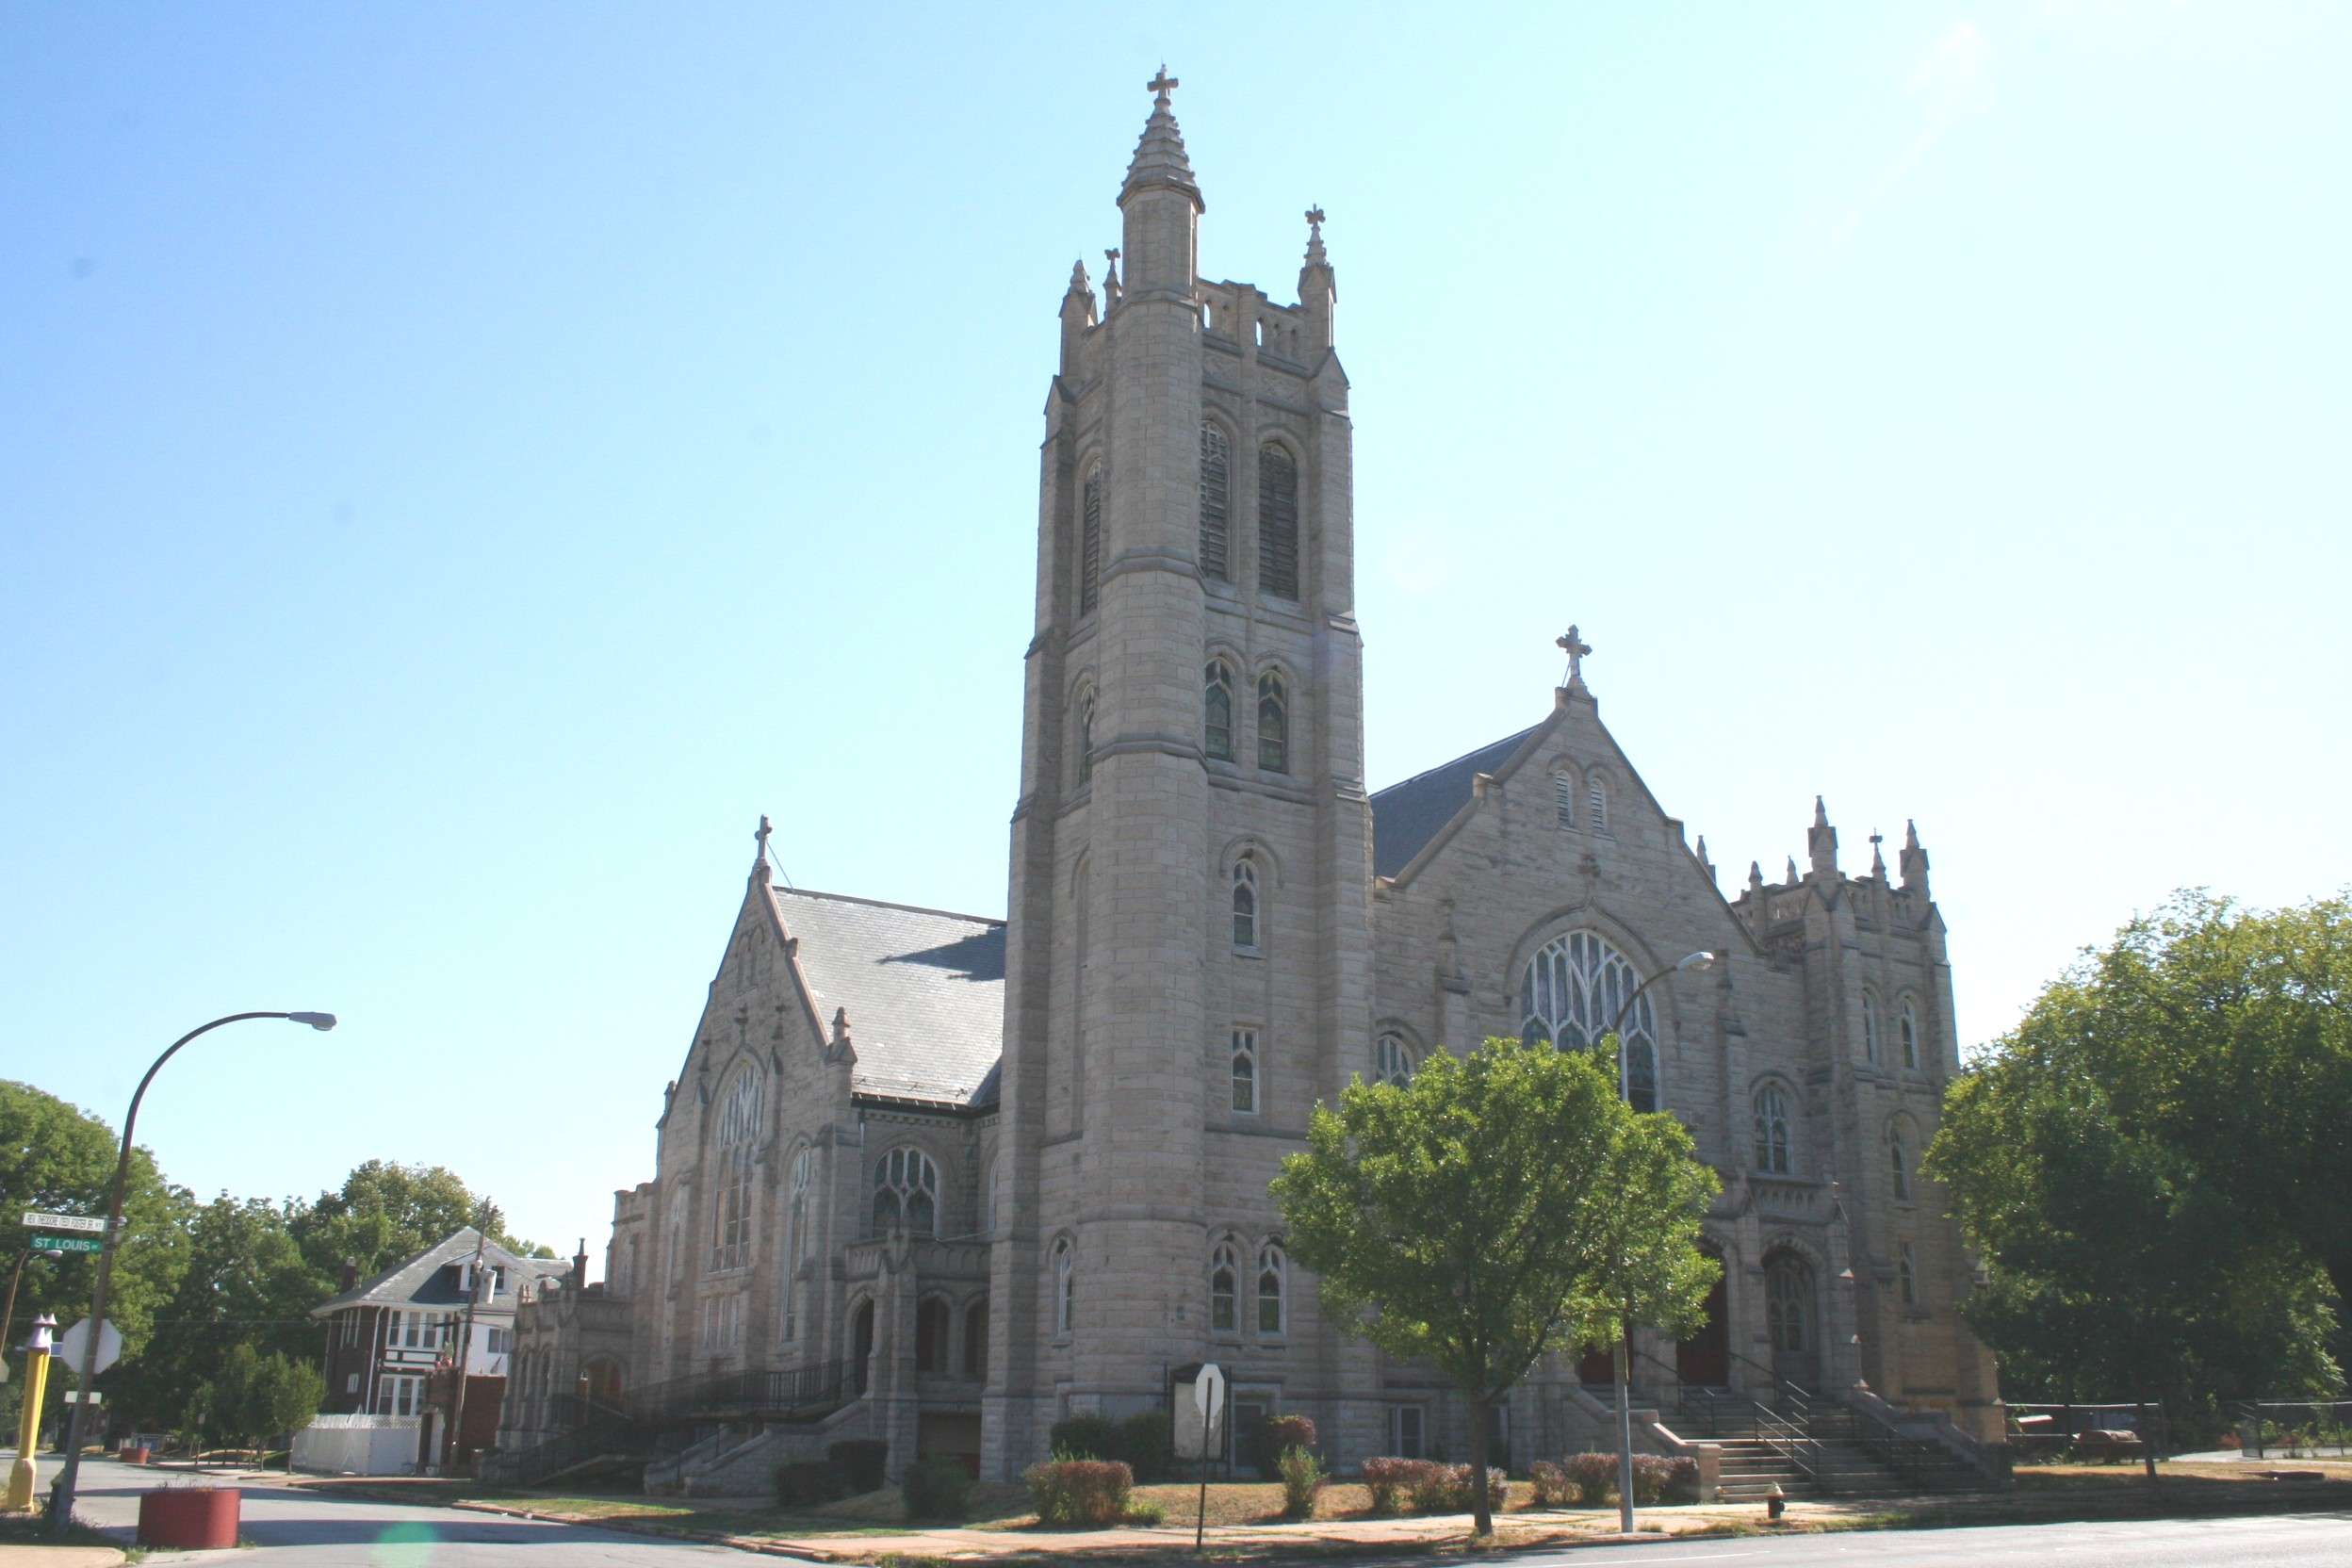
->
[498,78,2001,1488]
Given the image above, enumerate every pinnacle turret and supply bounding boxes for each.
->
[1900,819,1931,895]
[1807,795,1838,878]
[1121,68,1200,209]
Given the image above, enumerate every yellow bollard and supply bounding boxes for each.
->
[5,1315,57,1512]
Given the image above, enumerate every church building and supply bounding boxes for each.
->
[498,75,2001,1491]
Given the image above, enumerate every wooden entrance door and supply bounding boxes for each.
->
[1675,1264,1730,1386]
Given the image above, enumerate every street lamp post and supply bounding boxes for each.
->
[1603,951,1714,1536]
[46,1010,336,1534]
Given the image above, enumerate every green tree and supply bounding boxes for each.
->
[1272,1037,1719,1534]
[112,1194,330,1429]
[1926,898,2345,1450]
[0,1081,192,1363]
[287,1159,535,1282]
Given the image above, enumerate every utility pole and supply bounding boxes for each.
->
[443,1228,491,1476]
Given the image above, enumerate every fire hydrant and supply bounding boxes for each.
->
[1766,1482,1787,1523]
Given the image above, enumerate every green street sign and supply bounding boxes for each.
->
[40,1236,104,1254]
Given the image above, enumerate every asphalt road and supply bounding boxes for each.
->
[34,1459,2352,1565]
[51,1458,747,1565]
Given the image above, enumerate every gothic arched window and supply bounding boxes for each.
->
[1888,1123,1912,1200]
[1753,1086,1793,1174]
[710,1068,763,1273]
[1210,1243,1239,1331]
[1053,1238,1075,1333]
[1766,1256,1809,1352]
[1231,1028,1258,1114]
[1521,931,1656,1109]
[1075,690,1095,784]
[874,1147,939,1237]
[1898,1242,1919,1307]
[1374,1033,1415,1088]
[1256,671,1289,773]
[1200,424,1231,582]
[1554,770,1578,830]
[1588,776,1609,834]
[1258,444,1298,599]
[1258,1244,1286,1334]
[1900,1000,1921,1070]
[782,1145,813,1341]
[1204,661,1234,761]
[1861,992,1880,1063]
[1079,468,1103,616]
[1232,856,1259,951]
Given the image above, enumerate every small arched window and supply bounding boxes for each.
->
[1199,424,1231,582]
[1897,1242,1919,1307]
[874,1148,939,1237]
[1231,1028,1258,1114]
[1753,1086,1792,1174]
[1232,857,1259,951]
[963,1298,989,1379]
[1204,661,1234,761]
[1888,1124,1912,1200]
[1588,776,1609,834]
[1258,444,1299,599]
[915,1298,951,1373]
[1075,691,1095,784]
[1373,1033,1414,1088]
[1079,468,1103,616]
[1258,1244,1286,1334]
[1554,771,1577,830]
[782,1145,813,1341]
[710,1068,763,1272]
[1210,1243,1239,1331]
[1861,992,1880,1063]
[1900,1001,1920,1070]
[1765,1257,1809,1352]
[1256,672,1289,773]
[1053,1238,1075,1333]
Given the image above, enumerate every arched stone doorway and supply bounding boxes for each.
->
[1675,1246,1730,1387]
[1763,1250,1818,1391]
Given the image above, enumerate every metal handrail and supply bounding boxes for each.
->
[1628,1345,1821,1483]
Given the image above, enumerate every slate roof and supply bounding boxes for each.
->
[1368,724,1544,878]
[308,1227,568,1318]
[775,888,1006,1110]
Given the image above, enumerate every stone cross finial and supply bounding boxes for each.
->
[1306,205,1325,237]
[1556,624,1592,683]
[755,814,773,859]
[1148,66,1179,104]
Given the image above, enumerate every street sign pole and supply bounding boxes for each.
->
[1192,1363,1223,1553]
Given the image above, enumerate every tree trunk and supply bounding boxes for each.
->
[1469,1391,1493,1536]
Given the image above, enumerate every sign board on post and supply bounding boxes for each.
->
[22,1212,106,1234]
[55,1318,122,1377]
[39,1236,104,1255]
[1189,1363,1226,1550]
[1172,1363,1226,1460]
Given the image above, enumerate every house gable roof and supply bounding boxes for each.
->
[308,1227,568,1318]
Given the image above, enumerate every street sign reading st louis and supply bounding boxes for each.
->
[40,1236,105,1254]
[23,1211,106,1234]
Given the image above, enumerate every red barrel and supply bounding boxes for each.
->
[119,1445,152,1464]
[139,1488,240,1548]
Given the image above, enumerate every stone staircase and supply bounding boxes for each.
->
[1674,1384,1991,1500]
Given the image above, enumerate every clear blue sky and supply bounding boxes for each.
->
[5,3,2345,1261]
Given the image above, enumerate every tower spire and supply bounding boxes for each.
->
[1117,68,1202,297]
[1122,68,1200,208]
[1900,819,1931,895]
[1807,795,1838,878]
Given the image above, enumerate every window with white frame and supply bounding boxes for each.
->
[375,1374,428,1417]
[1231,1029,1258,1114]
[1391,1405,1426,1460]
[701,1293,744,1352]
[1753,1085,1793,1174]
[1256,671,1289,773]
[1257,1244,1286,1334]
[1210,1243,1239,1332]
[711,1067,763,1272]
[874,1147,939,1237]
[1232,857,1259,950]
[1204,661,1235,761]
[1373,1033,1415,1088]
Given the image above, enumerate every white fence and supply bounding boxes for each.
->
[291,1414,422,1476]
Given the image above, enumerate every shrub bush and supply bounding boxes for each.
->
[1562,1451,1620,1504]
[774,1459,846,1509]
[828,1439,890,1494]
[1276,1444,1327,1519]
[902,1457,972,1521]
[1124,1498,1168,1526]
[1361,1457,1438,1514]
[1528,1460,1575,1508]
[1411,1462,1509,1514]
[1047,1415,1120,1462]
[1119,1411,1171,1483]
[1251,1413,1318,1478]
[1659,1455,1701,1503]
[1024,1458,1135,1527]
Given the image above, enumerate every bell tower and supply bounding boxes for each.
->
[984,74,1371,1478]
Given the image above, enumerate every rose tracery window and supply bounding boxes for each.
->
[1521,931,1658,1111]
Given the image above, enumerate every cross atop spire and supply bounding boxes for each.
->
[755,813,773,860]
[1556,624,1592,686]
[1303,205,1329,269]
[1148,66,1179,104]
[1123,66,1200,209]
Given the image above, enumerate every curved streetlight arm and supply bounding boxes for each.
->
[1602,952,1714,1102]
[48,1010,334,1532]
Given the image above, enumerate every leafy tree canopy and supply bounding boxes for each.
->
[1273,1036,1718,1532]
[287,1158,540,1282]
[1926,891,2347,1409]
